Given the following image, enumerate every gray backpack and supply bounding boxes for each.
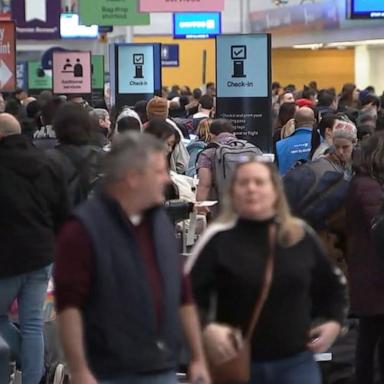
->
[210,139,263,198]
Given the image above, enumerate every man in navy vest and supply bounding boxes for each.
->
[54,133,210,384]
[276,107,316,175]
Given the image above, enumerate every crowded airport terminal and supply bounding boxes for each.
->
[1,0,384,383]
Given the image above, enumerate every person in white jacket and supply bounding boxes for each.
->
[146,96,190,174]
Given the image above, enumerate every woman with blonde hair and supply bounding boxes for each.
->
[186,118,213,177]
[186,157,348,384]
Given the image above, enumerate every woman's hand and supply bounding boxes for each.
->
[203,323,241,365]
[307,321,341,353]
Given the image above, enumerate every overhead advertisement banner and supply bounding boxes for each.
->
[140,0,224,12]
[53,51,92,94]
[0,21,16,92]
[216,34,272,152]
[79,0,150,26]
[11,0,61,39]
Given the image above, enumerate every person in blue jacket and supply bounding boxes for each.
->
[276,107,316,174]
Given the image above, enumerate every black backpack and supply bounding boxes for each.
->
[48,145,103,207]
[284,158,349,229]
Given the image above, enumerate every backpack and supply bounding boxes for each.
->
[209,139,263,198]
[186,140,207,177]
[48,145,103,207]
[284,158,349,229]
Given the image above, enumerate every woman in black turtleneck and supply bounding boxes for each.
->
[186,158,348,384]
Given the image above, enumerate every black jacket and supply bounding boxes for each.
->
[73,194,183,380]
[0,135,69,278]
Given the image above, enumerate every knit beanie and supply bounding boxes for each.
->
[146,96,169,120]
[333,120,357,142]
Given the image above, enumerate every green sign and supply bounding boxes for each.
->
[92,55,105,90]
[79,0,150,26]
[28,61,52,90]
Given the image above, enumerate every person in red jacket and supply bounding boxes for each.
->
[346,132,384,384]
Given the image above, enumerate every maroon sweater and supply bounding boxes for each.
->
[54,218,193,323]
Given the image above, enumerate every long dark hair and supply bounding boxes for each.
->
[310,113,338,158]
[353,132,384,184]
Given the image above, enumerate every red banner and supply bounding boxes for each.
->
[0,21,16,92]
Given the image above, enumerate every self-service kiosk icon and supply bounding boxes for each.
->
[133,54,144,79]
[231,45,247,78]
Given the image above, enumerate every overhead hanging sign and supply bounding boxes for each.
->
[216,34,272,152]
[28,60,52,91]
[53,51,92,94]
[0,21,16,92]
[79,0,150,26]
[140,0,224,12]
[11,0,61,39]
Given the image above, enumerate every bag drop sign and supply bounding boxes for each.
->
[53,51,92,94]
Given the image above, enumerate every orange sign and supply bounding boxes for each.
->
[0,21,15,92]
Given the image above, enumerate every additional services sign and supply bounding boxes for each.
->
[92,55,105,89]
[28,60,52,90]
[79,0,150,26]
[53,51,92,94]
[216,34,272,152]
[161,44,179,67]
[11,0,61,40]
[140,0,224,12]
[0,21,15,92]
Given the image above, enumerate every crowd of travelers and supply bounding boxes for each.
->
[0,80,383,384]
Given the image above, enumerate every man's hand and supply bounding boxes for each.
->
[70,368,98,384]
[188,359,211,384]
[307,321,341,353]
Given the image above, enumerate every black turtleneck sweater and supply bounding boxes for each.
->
[190,218,348,361]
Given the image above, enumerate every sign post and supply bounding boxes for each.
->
[216,34,272,152]
[53,51,92,95]
[0,21,15,92]
[110,43,161,109]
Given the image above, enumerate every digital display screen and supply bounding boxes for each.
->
[350,0,384,19]
[60,13,98,39]
[173,12,221,39]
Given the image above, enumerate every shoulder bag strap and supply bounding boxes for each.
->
[245,224,276,341]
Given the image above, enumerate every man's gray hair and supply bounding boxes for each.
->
[102,132,165,184]
[89,108,109,124]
